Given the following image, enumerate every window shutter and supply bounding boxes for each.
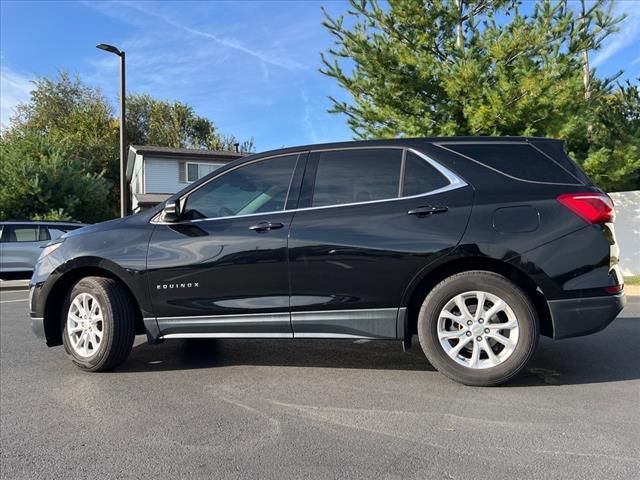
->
[178,161,186,183]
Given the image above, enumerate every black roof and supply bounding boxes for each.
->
[247,136,562,159]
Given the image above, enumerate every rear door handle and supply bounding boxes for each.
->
[249,221,284,232]
[407,205,448,216]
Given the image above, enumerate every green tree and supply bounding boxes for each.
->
[579,81,640,190]
[126,94,254,152]
[1,72,255,222]
[2,72,120,217]
[321,0,639,191]
[0,135,113,222]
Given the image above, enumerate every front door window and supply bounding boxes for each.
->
[182,155,298,220]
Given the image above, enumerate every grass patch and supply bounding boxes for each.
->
[625,276,640,285]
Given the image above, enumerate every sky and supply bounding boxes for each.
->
[1,0,639,152]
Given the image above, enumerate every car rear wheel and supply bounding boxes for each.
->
[417,271,539,386]
[62,276,135,372]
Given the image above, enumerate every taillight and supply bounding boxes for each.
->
[557,193,615,224]
[605,285,624,294]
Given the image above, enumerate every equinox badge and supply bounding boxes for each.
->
[156,282,199,290]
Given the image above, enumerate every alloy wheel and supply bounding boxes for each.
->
[67,293,104,358]
[437,291,519,369]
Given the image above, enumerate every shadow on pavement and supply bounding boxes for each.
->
[512,316,640,387]
[116,337,436,373]
[115,317,640,387]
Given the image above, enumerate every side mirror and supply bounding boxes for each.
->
[162,199,181,222]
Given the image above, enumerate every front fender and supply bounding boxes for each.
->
[32,255,152,318]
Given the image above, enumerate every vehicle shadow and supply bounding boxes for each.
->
[509,316,640,387]
[115,317,640,387]
[116,337,435,373]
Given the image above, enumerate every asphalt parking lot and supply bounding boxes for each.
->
[1,289,638,480]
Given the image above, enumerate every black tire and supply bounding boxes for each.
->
[417,271,539,386]
[61,276,135,372]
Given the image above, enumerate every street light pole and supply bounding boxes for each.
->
[96,43,128,218]
[118,51,127,218]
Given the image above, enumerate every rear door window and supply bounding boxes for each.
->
[310,149,402,207]
[1,226,40,242]
[444,143,580,184]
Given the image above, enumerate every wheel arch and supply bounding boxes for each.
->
[401,255,554,342]
[42,262,145,347]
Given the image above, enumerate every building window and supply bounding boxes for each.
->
[186,162,224,182]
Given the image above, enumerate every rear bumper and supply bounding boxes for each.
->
[548,293,626,339]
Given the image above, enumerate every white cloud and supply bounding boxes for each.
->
[114,1,306,71]
[0,63,32,129]
[80,0,347,149]
[592,5,640,67]
[300,87,319,144]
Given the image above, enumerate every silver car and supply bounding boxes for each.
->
[0,221,87,279]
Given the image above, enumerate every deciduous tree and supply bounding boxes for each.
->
[0,72,254,221]
[126,94,254,152]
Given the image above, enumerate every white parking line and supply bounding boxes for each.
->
[0,298,29,304]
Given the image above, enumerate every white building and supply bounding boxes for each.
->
[126,145,245,212]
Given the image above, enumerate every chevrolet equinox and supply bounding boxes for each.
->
[29,137,626,386]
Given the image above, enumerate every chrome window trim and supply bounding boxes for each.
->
[151,147,467,225]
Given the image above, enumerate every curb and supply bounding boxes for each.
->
[625,284,640,297]
[0,280,30,292]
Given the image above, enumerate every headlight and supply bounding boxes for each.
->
[39,241,63,259]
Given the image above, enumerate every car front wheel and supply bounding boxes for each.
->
[61,276,135,372]
[417,271,539,386]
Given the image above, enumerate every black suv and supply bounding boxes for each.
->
[29,137,625,386]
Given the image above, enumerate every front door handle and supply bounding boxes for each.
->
[407,205,448,216]
[249,221,284,232]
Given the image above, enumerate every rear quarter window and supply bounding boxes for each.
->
[402,151,450,196]
[443,143,581,184]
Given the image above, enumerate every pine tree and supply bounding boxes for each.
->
[321,0,638,191]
